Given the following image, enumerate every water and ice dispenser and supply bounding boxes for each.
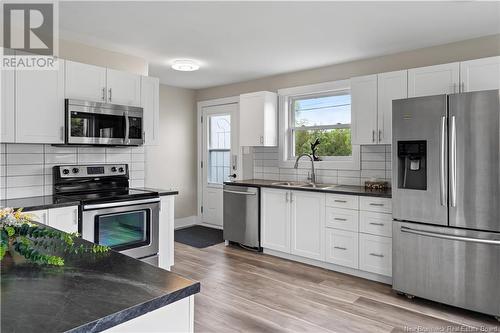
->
[397,141,427,190]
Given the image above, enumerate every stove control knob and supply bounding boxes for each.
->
[118,167,125,173]
[111,166,117,172]
[62,169,70,175]
[72,168,79,174]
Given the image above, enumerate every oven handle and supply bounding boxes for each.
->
[83,197,160,210]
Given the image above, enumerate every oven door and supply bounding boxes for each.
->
[81,198,159,259]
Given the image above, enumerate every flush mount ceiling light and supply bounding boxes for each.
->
[171,59,200,71]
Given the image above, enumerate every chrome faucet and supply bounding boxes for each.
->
[294,153,316,184]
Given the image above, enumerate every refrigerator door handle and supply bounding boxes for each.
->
[440,116,447,206]
[401,226,500,245]
[450,116,457,207]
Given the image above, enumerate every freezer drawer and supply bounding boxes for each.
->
[223,185,260,248]
[393,221,500,317]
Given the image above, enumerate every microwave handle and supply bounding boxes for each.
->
[124,112,130,144]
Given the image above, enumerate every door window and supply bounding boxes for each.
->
[208,114,231,184]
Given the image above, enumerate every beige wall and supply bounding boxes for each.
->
[59,39,148,75]
[196,34,500,100]
[145,85,197,219]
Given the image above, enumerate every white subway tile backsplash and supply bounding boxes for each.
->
[7,175,44,187]
[78,153,106,163]
[6,144,43,154]
[7,153,44,165]
[362,161,386,170]
[6,186,44,199]
[338,177,361,186]
[361,169,386,179]
[361,152,386,161]
[45,153,77,164]
[1,144,150,199]
[6,164,44,176]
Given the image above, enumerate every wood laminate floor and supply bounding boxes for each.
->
[172,242,499,333]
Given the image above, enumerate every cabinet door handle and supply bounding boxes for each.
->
[109,88,112,102]
[334,199,347,203]
[369,203,384,206]
[378,130,382,142]
[61,126,64,141]
[285,192,289,202]
[260,136,264,144]
[74,210,78,225]
[290,192,294,202]
[372,130,375,142]
[334,218,347,221]
[369,253,384,258]
[102,87,106,101]
[369,222,384,226]
[334,246,347,251]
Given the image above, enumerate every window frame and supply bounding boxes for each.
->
[277,80,360,170]
[288,90,352,161]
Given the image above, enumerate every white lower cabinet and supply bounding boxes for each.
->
[262,187,393,282]
[325,229,358,269]
[290,191,325,261]
[47,206,79,234]
[359,233,392,277]
[261,188,291,253]
[27,206,78,234]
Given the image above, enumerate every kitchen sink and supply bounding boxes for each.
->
[270,181,306,187]
[270,181,338,190]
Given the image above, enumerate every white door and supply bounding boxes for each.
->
[377,70,407,144]
[65,60,107,102]
[201,103,238,227]
[48,206,79,233]
[408,62,460,97]
[16,59,65,144]
[290,190,325,260]
[351,75,378,145]
[1,68,15,143]
[141,76,160,146]
[106,68,141,106]
[261,188,290,253]
[460,56,500,92]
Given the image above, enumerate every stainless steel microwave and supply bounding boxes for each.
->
[65,99,144,146]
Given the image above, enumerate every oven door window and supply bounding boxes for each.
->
[94,210,150,251]
[71,111,125,139]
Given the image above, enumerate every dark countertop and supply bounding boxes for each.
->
[0,195,81,212]
[132,187,179,196]
[224,179,392,198]
[1,226,200,333]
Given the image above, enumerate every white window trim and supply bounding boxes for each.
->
[277,80,360,170]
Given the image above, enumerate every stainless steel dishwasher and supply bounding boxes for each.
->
[223,184,260,250]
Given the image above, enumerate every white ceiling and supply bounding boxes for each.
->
[59,1,500,89]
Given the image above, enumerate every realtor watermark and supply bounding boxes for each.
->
[1,1,59,70]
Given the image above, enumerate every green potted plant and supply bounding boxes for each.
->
[0,208,108,266]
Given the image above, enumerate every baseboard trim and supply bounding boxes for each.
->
[263,248,392,285]
[174,216,200,230]
[199,222,223,230]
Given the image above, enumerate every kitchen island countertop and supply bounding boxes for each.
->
[0,225,200,333]
[0,195,81,212]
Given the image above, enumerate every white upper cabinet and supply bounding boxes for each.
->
[261,188,290,253]
[408,62,460,97]
[377,70,407,144]
[1,69,15,143]
[141,76,160,146]
[65,60,107,102]
[106,68,141,106]
[460,56,500,92]
[239,91,277,147]
[290,190,325,261]
[15,59,65,144]
[351,75,378,145]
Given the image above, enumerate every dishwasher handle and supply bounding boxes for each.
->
[223,190,257,195]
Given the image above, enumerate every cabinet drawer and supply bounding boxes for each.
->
[359,233,392,277]
[325,194,358,210]
[27,209,48,225]
[359,211,392,237]
[325,229,358,269]
[359,196,392,213]
[325,207,358,232]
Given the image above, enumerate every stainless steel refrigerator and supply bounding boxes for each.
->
[392,90,500,319]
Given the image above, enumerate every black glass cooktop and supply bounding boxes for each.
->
[56,189,159,205]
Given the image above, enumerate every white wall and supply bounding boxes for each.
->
[145,85,197,219]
